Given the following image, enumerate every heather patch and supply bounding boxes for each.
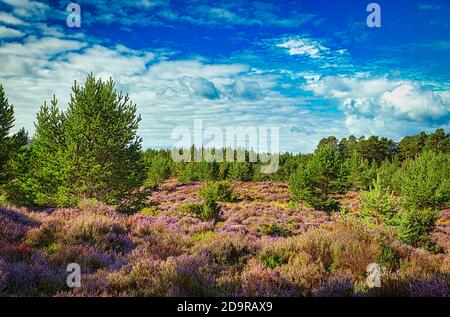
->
[0,181,448,297]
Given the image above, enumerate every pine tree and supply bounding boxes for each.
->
[289,145,341,211]
[0,84,14,143]
[0,84,15,182]
[346,150,377,190]
[27,96,70,206]
[399,151,450,209]
[63,74,145,203]
[15,75,146,206]
[0,85,29,188]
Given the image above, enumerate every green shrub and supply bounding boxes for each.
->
[227,161,254,181]
[345,151,377,191]
[0,192,7,206]
[180,202,204,215]
[0,85,27,188]
[180,199,220,221]
[178,163,199,183]
[262,254,287,269]
[399,151,450,209]
[378,245,400,270]
[144,155,173,189]
[257,223,292,237]
[377,157,401,193]
[192,230,214,241]
[398,208,439,247]
[200,188,221,221]
[359,174,396,219]
[198,181,237,203]
[138,206,160,216]
[215,182,238,202]
[289,164,314,206]
[258,243,292,269]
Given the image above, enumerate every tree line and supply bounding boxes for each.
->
[0,75,449,218]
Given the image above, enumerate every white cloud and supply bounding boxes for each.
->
[178,76,220,99]
[0,36,85,58]
[380,83,449,121]
[305,75,450,139]
[1,0,50,19]
[276,37,329,59]
[305,76,395,98]
[230,80,261,99]
[0,11,27,25]
[1,35,332,152]
[0,25,24,38]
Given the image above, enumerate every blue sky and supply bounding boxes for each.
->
[0,0,449,152]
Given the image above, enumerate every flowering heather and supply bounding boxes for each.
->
[234,182,290,204]
[0,207,38,243]
[0,181,448,297]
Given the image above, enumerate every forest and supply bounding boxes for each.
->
[0,75,449,296]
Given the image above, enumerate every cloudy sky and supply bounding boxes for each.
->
[0,0,449,152]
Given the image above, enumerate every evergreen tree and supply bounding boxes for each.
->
[399,151,450,209]
[0,85,28,189]
[0,85,14,143]
[14,75,146,206]
[398,131,427,160]
[0,84,15,183]
[346,150,376,190]
[290,145,341,211]
[227,160,253,181]
[424,128,450,153]
[25,96,72,206]
[63,75,145,202]
[144,153,173,189]
[359,174,396,219]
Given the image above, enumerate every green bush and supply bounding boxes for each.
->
[138,206,160,216]
[378,245,400,270]
[262,254,287,269]
[198,181,237,203]
[227,161,254,181]
[377,157,401,193]
[359,174,396,219]
[180,199,220,221]
[180,202,204,215]
[398,208,439,247]
[345,151,377,191]
[215,182,238,202]
[200,188,221,221]
[0,85,28,201]
[144,155,173,189]
[316,199,341,212]
[192,230,214,241]
[399,151,450,209]
[178,163,199,183]
[257,223,292,237]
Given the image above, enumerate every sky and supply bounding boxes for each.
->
[0,0,449,153]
